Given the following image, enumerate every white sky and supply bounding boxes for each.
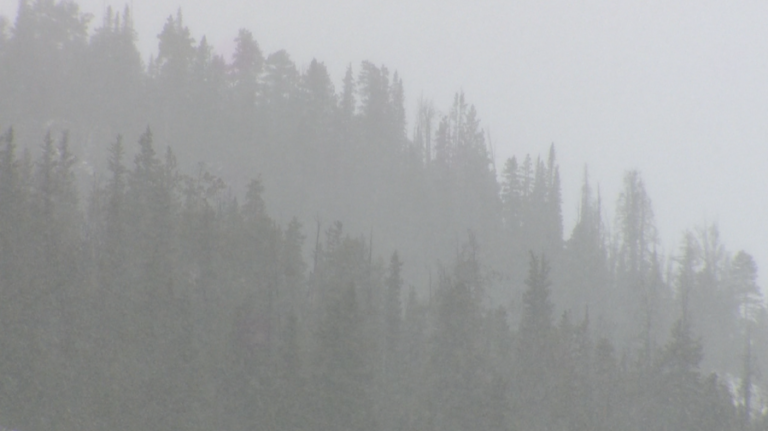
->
[2,0,767,285]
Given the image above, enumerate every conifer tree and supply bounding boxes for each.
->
[501,156,521,234]
[513,252,557,431]
[87,5,142,129]
[385,251,404,361]
[728,251,761,429]
[313,282,377,431]
[230,28,263,143]
[0,128,37,429]
[231,28,263,92]
[414,97,436,164]
[520,252,555,345]
[428,269,482,431]
[545,144,563,255]
[156,9,195,87]
[563,167,608,317]
[615,170,666,363]
[655,318,704,431]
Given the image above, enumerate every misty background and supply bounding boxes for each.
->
[0,1,767,431]
[2,0,764,283]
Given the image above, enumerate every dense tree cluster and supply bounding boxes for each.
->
[0,2,766,430]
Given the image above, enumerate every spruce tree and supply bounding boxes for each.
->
[513,252,558,431]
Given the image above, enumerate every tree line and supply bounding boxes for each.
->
[0,1,765,430]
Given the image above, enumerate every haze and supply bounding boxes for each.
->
[1,1,767,430]
[2,0,763,280]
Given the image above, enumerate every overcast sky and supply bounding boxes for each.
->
[2,0,767,284]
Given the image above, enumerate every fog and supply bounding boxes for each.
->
[0,1,766,430]
[3,0,764,284]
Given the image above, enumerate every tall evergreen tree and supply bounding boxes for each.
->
[428,267,483,431]
[0,128,37,429]
[312,281,377,431]
[501,156,521,234]
[615,170,667,364]
[86,5,143,130]
[563,167,608,319]
[385,251,403,362]
[513,252,558,431]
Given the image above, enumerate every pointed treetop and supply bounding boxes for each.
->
[521,252,554,337]
[232,28,263,77]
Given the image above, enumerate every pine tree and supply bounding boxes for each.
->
[385,251,404,361]
[730,251,761,322]
[545,144,563,255]
[6,0,90,126]
[358,61,391,137]
[414,97,436,164]
[313,282,377,431]
[428,269,482,431]
[689,224,736,373]
[156,9,195,87]
[390,71,407,144]
[0,128,22,289]
[520,252,555,344]
[155,9,196,140]
[728,251,761,429]
[676,232,700,325]
[563,167,608,318]
[279,217,306,315]
[87,5,143,129]
[230,28,263,143]
[593,337,619,431]
[297,59,337,212]
[615,170,664,363]
[101,135,127,281]
[513,252,558,431]
[655,318,704,431]
[0,128,37,429]
[339,64,357,123]
[260,49,300,211]
[231,28,264,92]
[501,156,521,234]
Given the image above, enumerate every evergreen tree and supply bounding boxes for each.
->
[156,9,195,88]
[385,251,403,362]
[513,252,558,431]
[654,318,704,431]
[593,337,620,431]
[86,5,143,130]
[428,269,483,431]
[729,251,761,322]
[155,9,196,140]
[520,252,554,340]
[563,167,608,319]
[689,224,736,373]
[615,170,666,364]
[545,144,563,256]
[0,128,37,429]
[230,28,263,144]
[728,251,761,429]
[312,282,377,431]
[414,97,436,164]
[231,28,263,94]
[6,0,90,128]
[297,58,336,213]
[500,156,521,234]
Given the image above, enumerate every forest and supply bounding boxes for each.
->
[0,1,765,430]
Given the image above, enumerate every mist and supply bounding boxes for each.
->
[0,1,764,430]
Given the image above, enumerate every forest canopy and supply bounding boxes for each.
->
[0,2,764,430]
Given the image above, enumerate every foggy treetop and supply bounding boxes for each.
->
[0,2,765,430]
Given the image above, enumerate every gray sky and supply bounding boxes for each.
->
[3,0,767,284]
